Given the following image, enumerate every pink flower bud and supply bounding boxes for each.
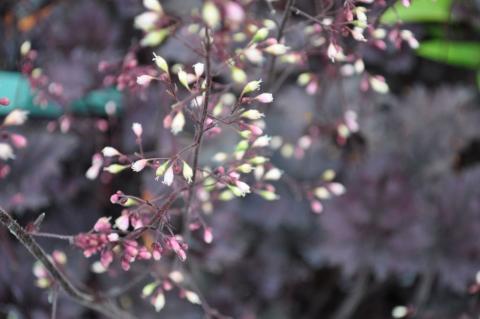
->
[124,245,138,259]
[10,133,28,148]
[189,222,201,231]
[152,243,163,260]
[121,256,131,271]
[163,280,173,291]
[130,213,144,230]
[0,97,10,106]
[254,93,274,103]
[101,250,114,268]
[203,227,213,244]
[138,247,152,260]
[110,191,124,204]
[108,233,119,242]
[311,200,323,214]
[94,217,112,233]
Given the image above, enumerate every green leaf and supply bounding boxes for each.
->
[381,0,453,24]
[416,41,480,69]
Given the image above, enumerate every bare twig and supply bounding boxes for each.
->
[0,207,136,319]
[184,26,213,231]
[50,285,59,319]
[265,0,296,89]
[332,267,370,319]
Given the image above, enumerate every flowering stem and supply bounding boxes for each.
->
[0,207,136,319]
[184,26,212,230]
[266,0,295,89]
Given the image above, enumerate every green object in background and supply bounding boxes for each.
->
[0,71,123,117]
[381,0,453,24]
[416,41,480,69]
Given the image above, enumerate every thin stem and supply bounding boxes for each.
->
[31,232,74,242]
[0,207,136,319]
[184,26,213,231]
[332,267,370,319]
[51,285,59,319]
[266,0,295,88]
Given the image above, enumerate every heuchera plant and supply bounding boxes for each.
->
[0,0,425,318]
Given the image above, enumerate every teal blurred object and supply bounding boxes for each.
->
[0,71,123,117]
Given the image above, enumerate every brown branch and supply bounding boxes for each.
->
[0,207,136,319]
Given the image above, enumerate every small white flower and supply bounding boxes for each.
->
[177,69,190,90]
[132,122,143,137]
[235,180,251,196]
[352,27,366,42]
[241,109,264,120]
[254,93,273,103]
[0,143,15,160]
[134,12,158,31]
[202,1,221,29]
[369,75,389,94]
[136,75,155,86]
[153,292,166,312]
[252,135,271,148]
[3,109,28,126]
[328,182,346,195]
[244,47,264,64]
[327,43,338,62]
[264,43,289,55]
[163,165,174,186]
[153,53,169,73]
[143,0,163,12]
[115,214,130,231]
[264,168,283,180]
[185,291,202,304]
[193,63,204,78]
[101,146,120,157]
[182,161,193,183]
[132,159,148,172]
[169,271,184,283]
[171,112,185,135]
[241,80,262,95]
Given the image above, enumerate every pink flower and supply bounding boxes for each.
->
[0,97,10,106]
[94,217,112,233]
[10,133,28,148]
[100,250,114,268]
[136,75,155,86]
[311,200,324,214]
[152,242,163,260]
[110,191,124,204]
[254,93,274,103]
[166,237,187,261]
[203,227,213,244]
[138,246,152,260]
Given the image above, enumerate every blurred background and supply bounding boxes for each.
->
[1,0,480,318]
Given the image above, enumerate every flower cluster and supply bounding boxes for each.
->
[74,213,189,271]
[0,97,29,178]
